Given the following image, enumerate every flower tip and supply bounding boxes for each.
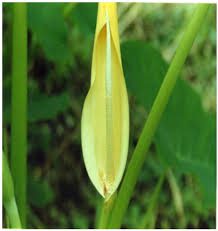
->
[99,2,116,9]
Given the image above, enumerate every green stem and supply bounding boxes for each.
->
[11,2,27,227]
[3,129,10,228]
[6,215,10,228]
[107,4,209,228]
[4,198,22,229]
[140,172,165,229]
[97,193,117,229]
[3,153,22,228]
[167,169,186,228]
[3,128,8,159]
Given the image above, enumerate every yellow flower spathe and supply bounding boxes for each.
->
[81,3,129,199]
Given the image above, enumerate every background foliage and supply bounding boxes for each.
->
[3,3,216,228]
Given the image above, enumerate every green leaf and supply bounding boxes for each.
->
[155,80,215,209]
[71,3,97,36]
[27,175,55,208]
[4,92,71,124]
[72,210,89,229]
[28,92,70,122]
[122,41,166,110]
[68,3,97,63]
[28,3,71,65]
[121,40,216,208]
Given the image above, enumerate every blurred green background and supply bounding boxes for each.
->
[3,3,216,228]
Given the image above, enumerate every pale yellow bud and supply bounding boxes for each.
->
[81,3,129,199]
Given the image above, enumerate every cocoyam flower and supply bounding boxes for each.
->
[81,3,129,199]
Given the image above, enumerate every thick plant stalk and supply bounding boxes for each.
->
[3,129,10,227]
[3,153,22,228]
[3,128,8,159]
[107,4,209,228]
[97,193,116,228]
[11,2,27,227]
